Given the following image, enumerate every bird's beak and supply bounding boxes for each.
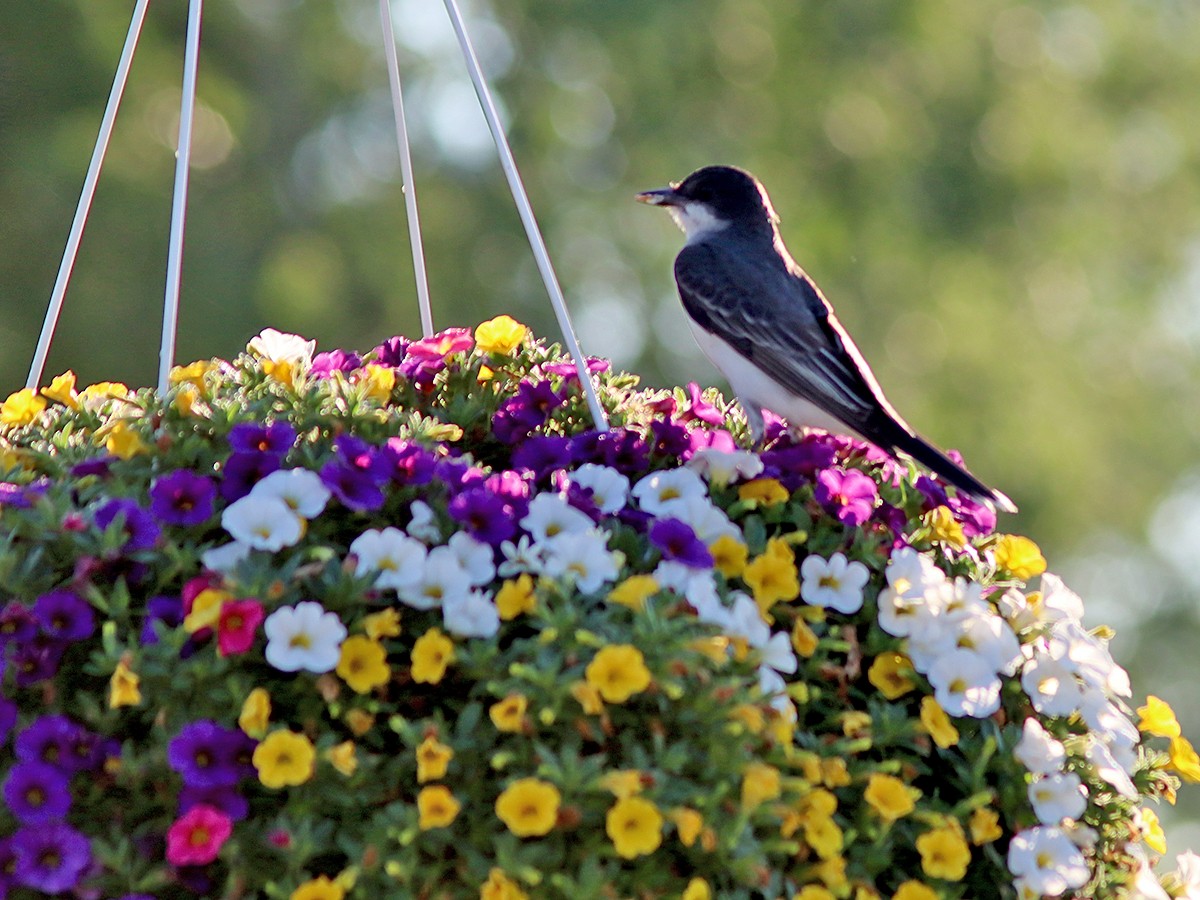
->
[636,187,683,207]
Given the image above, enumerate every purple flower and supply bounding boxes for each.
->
[0,601,38,646]
[11,821,91,894]
[229,421,296,457]
[679,382,724,426]
[179,783,250,822]
[433,459,486,495]
[0,697,17,745]
[511,436,573,480]
[94,498,161,551]
[33,590,95,643]
[150,470,216,526]
[382,439,436,486]
[3,761,72,823]
[0,479,49,508]
[0,838,15,894]
[649,519,714,569]
[15,715,84,772]
[571,428,650,475]
[372,336,410,367]
[141,594,185,644]
[221,451,282,501]
[400,328,474,387]
[814,468,879,527]
[310,349,363,379]
[448,488,515,546]
[648,419,691,459]
[334,435,392,482]
[70,456,114,478]
[168,720,249,788]
[11,637,65,687]
[320,460,385,512]
[760,438,839,490]
[492,381,564,444]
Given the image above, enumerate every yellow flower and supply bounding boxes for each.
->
[104,419,147,459]
[169,359,212,390]
[363,608,402,640]
[496,574,537,619]
[805,815,845,859]
[798,887,835,900]
[358,363,396,402]
[864,773,918,821]
[926,506,965,548]
[239,687,272,738]
[741,762,782,810]
[606,795,663,859]
[919,697,960,749]
[416,735,454,783]
[792,618,819,657]
[569,680,604,715]
[79,381,130,402]
[417,785,461,830]
[994,534,1047,580]
[495,778,560,837]
[916,824,971,881]
[475,314,528,355]
[480,868,529,900]
[346,709,375,736]
[820,757,851,788]
[585,644,651,703]
[261,358,297,388]
[489,694,529,733]
[1141,807,1167,854]
[798,787,839,822]
[253,730,316,789]
[336,635,391,694]
[108,659,141,708]
[173,385,199,416]
[841,711,872,737]
[682,878,711,900]
[743,538,800,613]
[183,588,231,633]
[709,534,749,579]
[1,388,47,426]
[606,575,659,612]
[42,371,80,409]
[1138,695,1182,738]
[738,477,790,506]
[325,741,358,777]
[600,769,643,799]
[892,882,937,900]
[290,875,345,900]
[731,704,766,734]
[1169,736,1200,783]
[411,628,455,684]
[670,807,704,847]
[868,652,916,699]
[968,807,1002,845]
[813,855,848,890]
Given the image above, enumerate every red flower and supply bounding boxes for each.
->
[166,803,232,866]
[217,599,265,657]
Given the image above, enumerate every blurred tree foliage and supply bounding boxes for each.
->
[3,0,1200,835]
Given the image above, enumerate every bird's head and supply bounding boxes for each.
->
[637,165,780,242]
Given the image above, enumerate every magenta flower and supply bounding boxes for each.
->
[400,328,473,386]
[10,821,91,893]
[372,335,410,366]
[680,381,724,426]
[33,590,95,642]
[310,349,363,379]
[814,468,878,527]
[166,803,233,866]
[217,599,265,657]
[541,357,610,379]
[649,519,714,569]
[150,470,216,526]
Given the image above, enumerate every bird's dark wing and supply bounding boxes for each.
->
[674,238,908,435]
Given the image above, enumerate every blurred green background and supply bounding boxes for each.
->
[3,0,1200,846]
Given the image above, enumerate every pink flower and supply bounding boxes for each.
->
[405,328,474,361]
[166,803,232,866]
[217,599,265,657]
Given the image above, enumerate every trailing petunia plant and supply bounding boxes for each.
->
[1,316,1198,899]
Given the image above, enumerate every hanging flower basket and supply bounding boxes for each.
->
[0,318,1196,899]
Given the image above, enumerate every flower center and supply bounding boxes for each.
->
[290,633,313,649]
[189,826,212,847]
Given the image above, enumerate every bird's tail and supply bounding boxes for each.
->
[884,425,1018,514]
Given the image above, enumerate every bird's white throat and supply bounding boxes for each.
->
[668,201,730,245]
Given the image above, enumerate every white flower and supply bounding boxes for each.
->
[884,546,946,597]
[1037,573,1085,623]
[1028,772,1087,824]
[446,532,496,586]
[724,592,770,648]
[1014,718,1067,776]
[926,648,1002,718]
[759,665,786,699]
[263,601,347,673]
[521,493,595,543]
[1084,736,1138,799]
[686,448,763,485]
[540,529,621,594]
[948,609,1022,675]
[997,587,1038,632]
[1051,619,1131,697]
[250,468,331,518]
[630,467,708,515]
[350,527,427,590]
[1172,851,1200,899]
[406,500,442,543]
[799,552,869,614]
[1078,692,1139,747]
[498,535,542,576]
[247,327,315,364]
[567,464,629,514]
[200,541,252,574]
[1022,646,1085,717]
[1128,845,1171,900]
[759,630,797,676]
[443,589,500,639]
[221,494,303,551]
[877,548,946,638]
[1007,826,1089,897]
[399,546,473,610]
[666,493,741,543]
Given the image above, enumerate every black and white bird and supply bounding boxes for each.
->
[637,164,1016,514]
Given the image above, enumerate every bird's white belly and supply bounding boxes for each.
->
[686,319,858,437]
